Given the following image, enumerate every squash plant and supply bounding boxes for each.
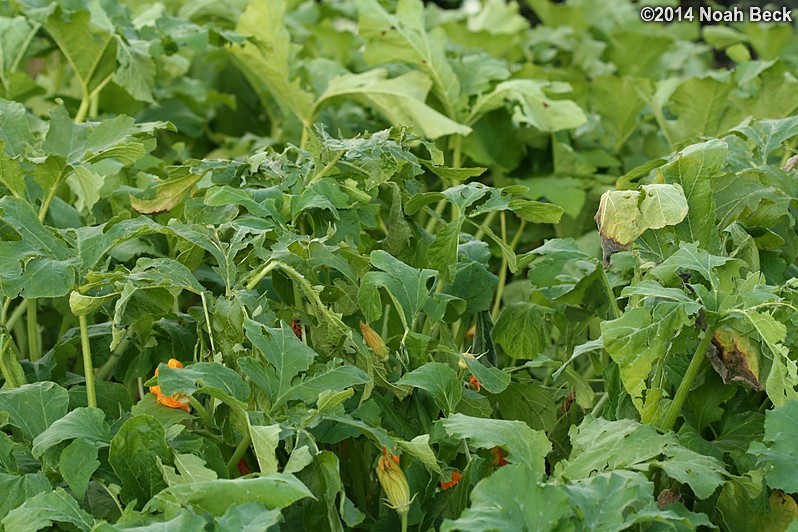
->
[0,0,798,530]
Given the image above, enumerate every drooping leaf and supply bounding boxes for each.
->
[145,474,313,516]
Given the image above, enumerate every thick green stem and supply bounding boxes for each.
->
[79,315,97,408]
[187,395,212,427]
[227,432,252,477]
[95,335,130,381]
[5,300,26,331]
[401,512,408,532]
[599,267,622,320]
[26,299,40,361]
[659,323,717,432]
[74,87,91,124]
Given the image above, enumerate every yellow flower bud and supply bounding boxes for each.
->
[458,352,475,370]
[360,322,389,362]
[376,450,411,516]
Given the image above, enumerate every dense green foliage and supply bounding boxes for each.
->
[1,0,798,529]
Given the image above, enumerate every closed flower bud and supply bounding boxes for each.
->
[360,322,389,362]
[376,450,411,516]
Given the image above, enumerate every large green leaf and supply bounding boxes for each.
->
[749,400,798,493]
[357,0,461,117]
[316,70,470,139]
[493,302,552,360]
[145,474,313,516]
[44,6,116,94]
[243,320,317,408]
[440,414,550,475]
[601,303,697,414]
[441,465,571,532]
[31,407,110,458]
[397,362,462,414]
[0,382,69,441]
[2,488,94,532]
[358,250,436,329]
[231,0,314,125]
[0,196,79,298]
[657,139,727,249]
[467,79,587,132]
[108,415,171,508]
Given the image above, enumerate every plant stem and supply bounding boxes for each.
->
[227,432,252,477]
[5,300,26,331]
[0,334,24,388]
[598,266,622,320]
[424,198,449,234]
[79,314,97,408]
[659,323,717,432]
[75,86,91,123]
[187,395,212,427]
[95,335,130,381]
[474,211,497,241]
[491,212,509,321]
[401,512,408,532]
[26,299,40,361]
[246,261,279,291]
[306,149,344,185]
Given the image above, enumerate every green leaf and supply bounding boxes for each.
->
[249,422,281,475]
[157,361,250,403]
[397,362,462,414]
[749,400,798,493]
[0,472,52,519]
[145,474,313,516]
[316,70,470,139]
[114,38,155,103]
[494,382,557,432]
[601,303,696,414]
[441,413,551,474]
[130,167,203,214]
[461,354,510,394]
[650,242,741,292]
[59,439,100,500]
[0,98,33,157]
[667,77,733,143]
[657,139,727,249]
[358,250,436,329]
[441,465,571,532]
[357,0,461,117]
[493,302,552,360]
[31,407,110,458]
[66,166,104,212]
[281,360,370,406]
[2,488,94,532]
[564,471,657,531]
[161,454,219,486]
[231,0,314,125]
[0,196,79,299]
[215,503,282,531]
[0,382,69,441]
[467,79,587,131]
[108,415,171,508]
[0,146,25,198]
[243,320,316,407]
[556,416,726,499]
[44,6,116,94]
